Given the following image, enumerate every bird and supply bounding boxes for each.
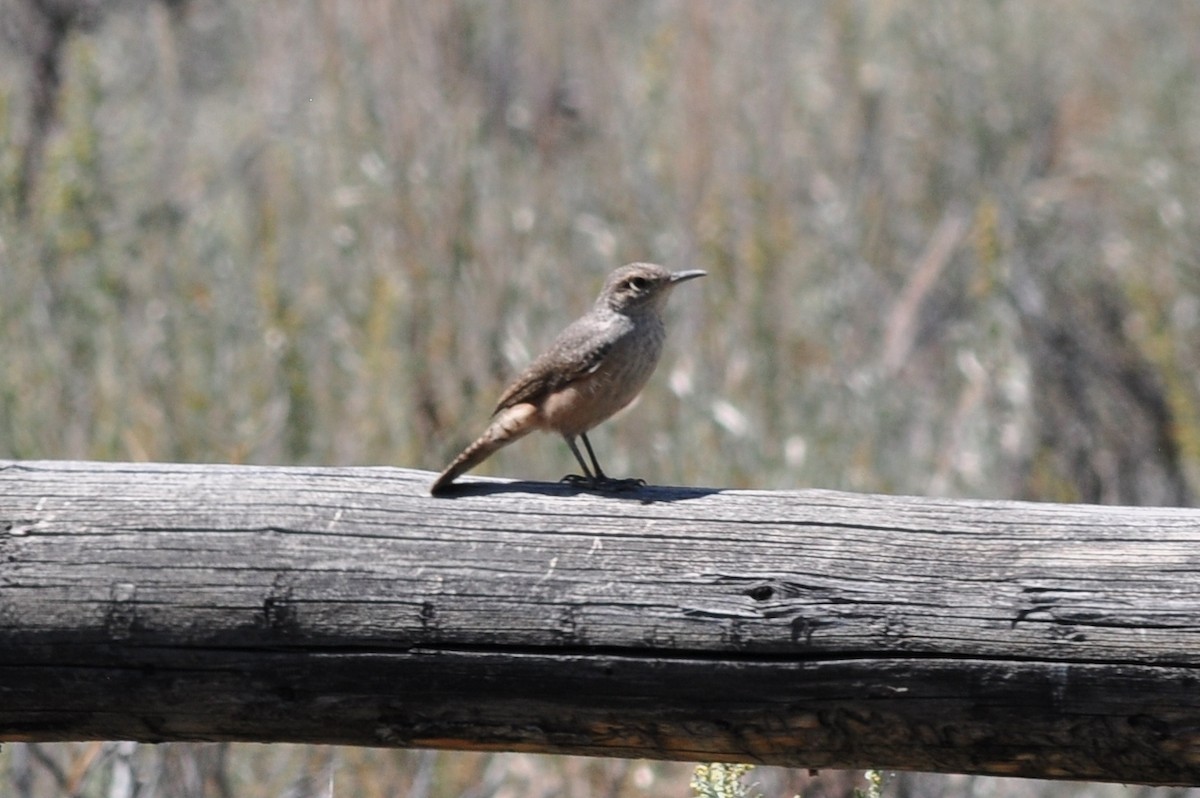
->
[430,262,705,495]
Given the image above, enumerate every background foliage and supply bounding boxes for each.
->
[2,1,1199,796]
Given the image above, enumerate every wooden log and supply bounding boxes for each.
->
[2,459,1199,785]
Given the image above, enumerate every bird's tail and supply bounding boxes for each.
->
[430,403,539,495]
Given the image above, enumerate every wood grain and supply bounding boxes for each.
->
[2,460,1199,784]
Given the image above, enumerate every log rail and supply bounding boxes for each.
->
[2,460,1199,785]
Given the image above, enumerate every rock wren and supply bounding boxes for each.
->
[430,262,705,495]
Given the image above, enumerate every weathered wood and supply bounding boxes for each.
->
[2,459,1199,784]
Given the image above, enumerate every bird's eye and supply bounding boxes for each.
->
[628,277,648,291]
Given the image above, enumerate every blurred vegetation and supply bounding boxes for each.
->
[691,763,762,798]
[2,0,1200,796]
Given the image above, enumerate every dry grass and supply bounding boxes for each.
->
[3,1,1200,796]
[4,3,1199,495]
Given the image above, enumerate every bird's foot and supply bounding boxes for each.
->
[559,474,646,492]
[598,476,647,492]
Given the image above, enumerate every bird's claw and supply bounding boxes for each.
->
[559,474,646,492]
[601,477,646,491]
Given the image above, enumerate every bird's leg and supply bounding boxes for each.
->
[560,436,597,487]
[582,433,647,490]
[580,433,610,479]
[559,433,645,491]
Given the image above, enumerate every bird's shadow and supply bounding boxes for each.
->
[428,478,720,504]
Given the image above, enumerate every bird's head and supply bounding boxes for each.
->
[597,262,706,314]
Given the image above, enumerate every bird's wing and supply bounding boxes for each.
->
[494,314,626,413]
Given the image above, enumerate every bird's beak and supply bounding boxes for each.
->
[669,269,707,284]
